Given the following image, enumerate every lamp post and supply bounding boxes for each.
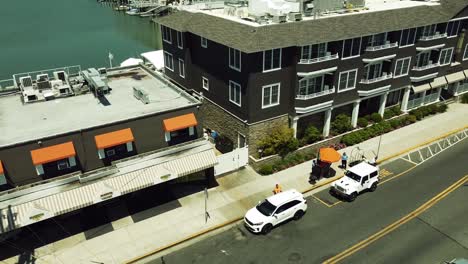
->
[108,52,114,68]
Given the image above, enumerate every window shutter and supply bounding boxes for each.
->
[189,126,195,136]
[126,142,133,152]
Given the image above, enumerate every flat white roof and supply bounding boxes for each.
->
[180,0,439,27]
[348,162,378,177]
[0,66,199,147]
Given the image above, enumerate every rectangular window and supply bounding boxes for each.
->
[364,62,383,80]
[439,48,453,66]
[367,33,387,47]
[394,57,411,77]
[446,21,460,37]
[298,75,325,96]
[202,77,209,90]
[400,28,417,46]
[416,52,431,67]
[161,26,172,44]
[57,160,70,170]
[301,43,327,60]
[229,81,241,106]
[464,44,468,61]
[263,48,282,72]
[338,69,358,92]
[163,52,174,71]
[178,59,185,78]
[201,37,207,48]
[262,83,280,108]
[177,31,183,49]
[342,37,361,58]
[420,24,437,38]
[229,48,241,71]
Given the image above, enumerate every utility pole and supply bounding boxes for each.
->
[204,187,210,223]
[108,52,114,68]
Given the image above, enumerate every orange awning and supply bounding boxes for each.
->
[318,148,341,163]
[31,142,76,165]
[0,161,3,174]
[163,113,198,132]
[95,128,134,149]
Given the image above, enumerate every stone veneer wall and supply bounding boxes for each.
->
[199,99,289,156]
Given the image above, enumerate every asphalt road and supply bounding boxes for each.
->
[146,138,468,264]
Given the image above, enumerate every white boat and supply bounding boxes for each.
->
[126,8,140,15]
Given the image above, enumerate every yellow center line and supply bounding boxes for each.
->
[323,174,468,264]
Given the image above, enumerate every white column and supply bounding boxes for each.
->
[378,93,388,117]
[436,87,442,102]
[421,90,426,106]
[291,116,299,138]
[323,108,332,137]
[401,86,411,112]
[351,101,360,128]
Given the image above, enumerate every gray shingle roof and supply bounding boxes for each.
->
[155,0,468,53]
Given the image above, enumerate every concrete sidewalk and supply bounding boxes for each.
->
[4,103,468,264]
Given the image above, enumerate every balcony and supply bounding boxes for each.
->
[419,32,447,41]
[424,93,439,104]
[412,62,440,71]
[407,97,424,110]
[296,86,335,100]
[360,73,393,84]
[365,42,398,52]
[299,53,339,64]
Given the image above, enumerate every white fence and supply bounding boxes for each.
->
[214,147,249,176]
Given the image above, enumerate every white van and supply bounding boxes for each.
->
[330,162,380,202]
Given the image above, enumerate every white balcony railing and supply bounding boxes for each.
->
[360,73,393,84]
[407,97,424,110]
[296,86,335,100]
[365,41,398,51]
[419,32,447,41]
[424,93,439,104]
[299,53,339,64]
[412,62,440,71]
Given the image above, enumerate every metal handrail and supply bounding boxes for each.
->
[365,42,398,51]
[299,53,339,64]
[360,73,393,84]
[412,62,440,71]
[296,87,335,100]
[419,32,447,41]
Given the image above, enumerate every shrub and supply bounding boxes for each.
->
[389,118,402,129]
[259,164,274,175]
[357,117,368,128]
[389,106,402,116]
[427,104,438,115]
[370,112,383,123]
[331,114,353,134]
[409,109,424,120]
[303,125,322,144]
[383,110,394,120]
[461,94,468,104]
[437,104,448,113]
[406,115,417,124]
[364,115,371,121]
[257,126,298,157]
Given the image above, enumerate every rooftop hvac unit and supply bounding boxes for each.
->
[53,71,67,82]
[133,86,150,104]
[98,68,107,75]
[19,76,33,88]
[288,12,302,21]
[272,14,287,23]
[36,74,49,82]
[37,80,51,90]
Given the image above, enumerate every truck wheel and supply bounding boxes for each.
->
[370,183,378,192]
[293,210,304,220]
[349,192,357,202]
[262,224,273,235]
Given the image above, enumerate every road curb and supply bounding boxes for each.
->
[125,126,468,264]
[377,126,467,164]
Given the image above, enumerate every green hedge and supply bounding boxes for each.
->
[300,125,323,146]
[357,117,368,128]
[257,126,299,157]
[409,104,447,120]
[331,114,353,134]
[461,93,468,104]
[258,151,316,175]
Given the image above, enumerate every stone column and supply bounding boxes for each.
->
[378,93,388,117]
[401,86,411,112]
[291,116,299,138]
[351,101,360,128]
[323,108,332,138]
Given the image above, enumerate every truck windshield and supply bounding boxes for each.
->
[345,171,362,182]
[256,200,277,216]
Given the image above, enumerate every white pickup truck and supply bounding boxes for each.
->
[330,161,380,202]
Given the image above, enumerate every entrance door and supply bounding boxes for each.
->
[238,133,246,148]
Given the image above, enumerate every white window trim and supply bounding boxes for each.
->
[202,76,209,91]
[261,83,281,109]
[177,31,183,49]
[337,69,358,93]
[262,48,282,73]
[446,20,460,38]
[367,33,388,47]
[178,59,185,78]
[229,80,242,107]
[161,25,172,44]
[301,43,328,60]
[341,37,362,59]
[399,28,417,47]
[438,47,454,66]
[163,51,174,72]
[463,44,468,61]
[393,57,412,78]
[229,48,241,72]
[201,37,207,48]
